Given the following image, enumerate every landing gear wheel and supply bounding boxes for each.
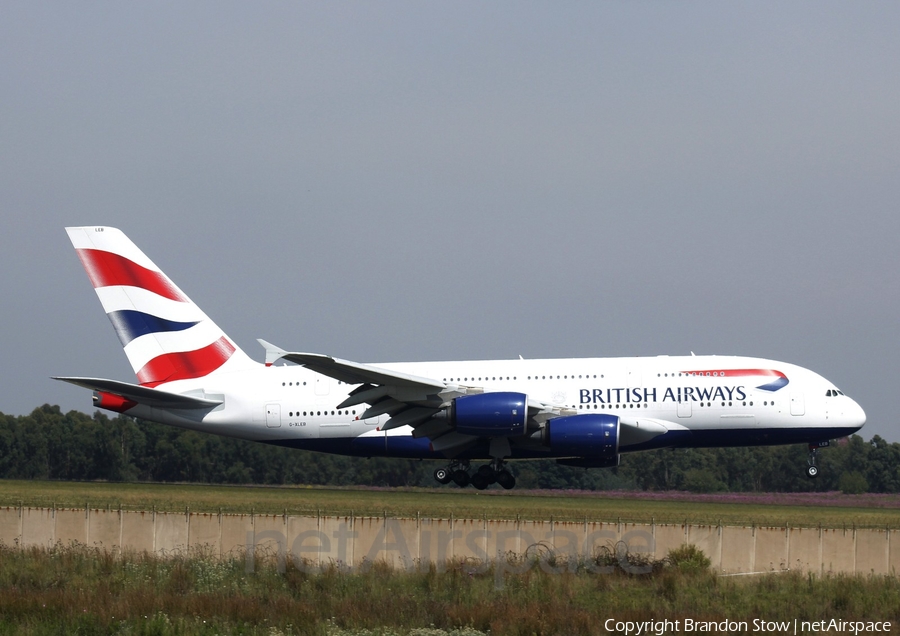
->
[806,465,819,478]
[451,470,470,488]
[477,464,497,484]
[496,470,516,490]
[471,473,490,490]
[434,467,452,484]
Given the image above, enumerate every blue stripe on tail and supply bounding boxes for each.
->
[107,310,199,345]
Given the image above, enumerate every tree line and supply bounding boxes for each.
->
[0,405,893,493]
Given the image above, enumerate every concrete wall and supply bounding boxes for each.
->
[0,506,893,575]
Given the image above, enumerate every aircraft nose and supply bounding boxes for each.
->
[846,398,866,432]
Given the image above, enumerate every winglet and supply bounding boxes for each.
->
[257,339,288,366]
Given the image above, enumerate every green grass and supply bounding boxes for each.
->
[0,543,897,635]
[2,479,900,528]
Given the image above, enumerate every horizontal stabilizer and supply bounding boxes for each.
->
[52,376,223,410]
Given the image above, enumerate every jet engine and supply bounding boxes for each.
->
[446,392,528,437]
[544,413,619,457]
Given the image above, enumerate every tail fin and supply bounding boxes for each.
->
[66,226,258,387]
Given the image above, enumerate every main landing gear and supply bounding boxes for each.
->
[433,460,470,487]
[433,459,516,490]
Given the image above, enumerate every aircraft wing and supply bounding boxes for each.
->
[258,341,677,456]
[259,340,570,455]
[258,340,445,391]
[53,376,223,410]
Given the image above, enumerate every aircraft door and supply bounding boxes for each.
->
[266,404,282,428]
[314,376,330,396]
[677,399,692,418]
[790,393,805,416]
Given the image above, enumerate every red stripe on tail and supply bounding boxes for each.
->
[137,336,236,387]
[75,249,187,302]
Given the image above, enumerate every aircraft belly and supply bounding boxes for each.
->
[319,423,352,438]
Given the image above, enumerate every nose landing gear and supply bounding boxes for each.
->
[806,441,829,478]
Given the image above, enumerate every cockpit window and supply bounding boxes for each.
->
[826,389,845,397]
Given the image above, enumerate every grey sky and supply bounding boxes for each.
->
[2,3,898,441]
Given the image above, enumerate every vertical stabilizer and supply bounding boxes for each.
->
[66,226,258,387]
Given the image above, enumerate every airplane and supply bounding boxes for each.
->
[56,226,866,490]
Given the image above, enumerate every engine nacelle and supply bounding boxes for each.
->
[451,392,528,437]
[545,413,619,457]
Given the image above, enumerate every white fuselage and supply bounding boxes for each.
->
[131,354,866,461]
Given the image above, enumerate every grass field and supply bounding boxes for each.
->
[2,481,899,634]
[0,542,897,636]
[2,479,900,528]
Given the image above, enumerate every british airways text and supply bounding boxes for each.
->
[579,385,748,405]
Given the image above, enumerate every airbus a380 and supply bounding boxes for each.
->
[56,227,866,490]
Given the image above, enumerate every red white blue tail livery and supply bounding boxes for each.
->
[66,227,256,388]
[57,227,866,489]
